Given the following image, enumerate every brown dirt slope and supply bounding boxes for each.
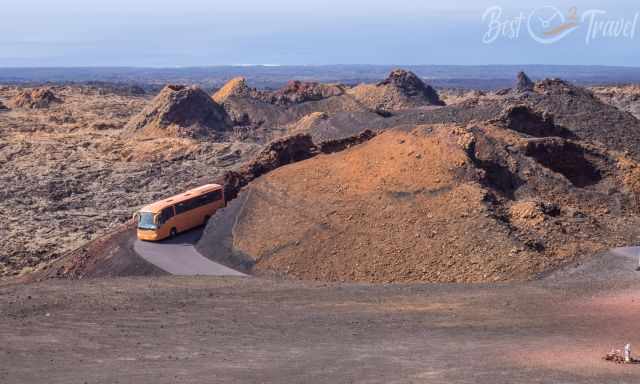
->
[126,84,231,139]
[198,116,640,283]
[26,223,167,281]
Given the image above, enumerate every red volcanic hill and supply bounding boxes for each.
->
[198,102,640,283]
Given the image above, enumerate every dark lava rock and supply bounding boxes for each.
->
[515,72,535,92]
[521,78,640,159]
[263,81,345,105]
[496,104,573,138]
[319,129,377,154]
[223,134,318,200]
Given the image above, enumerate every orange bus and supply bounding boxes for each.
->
[134,184,225,241]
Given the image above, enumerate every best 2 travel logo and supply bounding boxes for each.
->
[482,5,639,45]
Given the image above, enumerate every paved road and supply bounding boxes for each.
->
[610,246,640,260]
[133,228,246,277]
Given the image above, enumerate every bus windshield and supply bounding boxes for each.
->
[137,212,157,229]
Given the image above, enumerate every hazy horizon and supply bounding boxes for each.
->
[2,64,640,69]
[3,0,640,67]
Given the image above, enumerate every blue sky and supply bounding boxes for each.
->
[2,0,640,67]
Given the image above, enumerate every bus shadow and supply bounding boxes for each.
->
[159,227,205,246]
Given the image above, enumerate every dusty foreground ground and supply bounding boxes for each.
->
[2,250,640,383]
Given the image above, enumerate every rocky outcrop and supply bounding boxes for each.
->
[214,77,345,107]
[223,134,318,200]
[318,129,376,154]
[515,71,535,92]
[262,81,345,105]
[126,85,231,139]
[10,88,62,109]
[520,78,640,159]
[523,138,603,188]
[495,104,572,138]
[349,69,445,111]
[533,78,583,95]
[213,77,253,104]
[222,128,381,201]
[0,100,8,111]
[378,69,444,105]
[287,112,330,133]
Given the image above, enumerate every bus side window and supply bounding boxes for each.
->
[176,198,198,214]
[195,195,209,207]
[175,201,188,215]
[159,207,174,225]
[210,190,223,202]
[200,191,222,205]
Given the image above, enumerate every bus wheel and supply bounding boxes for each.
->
[170,228,177,237]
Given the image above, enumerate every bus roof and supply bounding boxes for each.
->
[140,184,223,214]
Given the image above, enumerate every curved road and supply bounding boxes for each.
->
[134,225,640,279]
[133,228,246,277]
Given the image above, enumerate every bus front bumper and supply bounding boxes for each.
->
[137,229,162,241]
